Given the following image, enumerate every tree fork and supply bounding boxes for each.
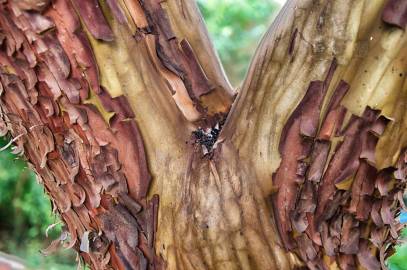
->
[0,0,406,269]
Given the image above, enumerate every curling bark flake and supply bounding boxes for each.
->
[0,0,158,269]
[0,0,406,270]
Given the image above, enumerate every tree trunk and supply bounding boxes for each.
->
[0,0,406,269]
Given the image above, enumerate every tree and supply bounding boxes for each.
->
[0,0,406,269]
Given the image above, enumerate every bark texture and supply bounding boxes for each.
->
[0,0,406,269]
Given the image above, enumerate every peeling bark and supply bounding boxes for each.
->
[0,0,406,269]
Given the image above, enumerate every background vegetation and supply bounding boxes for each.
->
[197,0,279,85]
[0,0,405,269]
[0,137,76,269]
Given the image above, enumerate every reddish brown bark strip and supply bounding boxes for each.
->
[139,0,214,103]
[71,0,114,41]
[106,0,128,25]
[272,52,405,268]
[318,80,349,140]
[315,108,379,224]
[11,0,50,12]
[272,59,337,249]
[382,0,407,29]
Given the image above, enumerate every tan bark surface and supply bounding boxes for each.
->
[0,0,406,269]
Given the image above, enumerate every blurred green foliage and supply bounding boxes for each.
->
[388,245,407,270]
[390,244,407,270]
[389,229,407,270]
[0,136,76,269]
[197,0,280,86]
[0,148,49,240]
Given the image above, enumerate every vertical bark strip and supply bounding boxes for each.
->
[382,0,407,29]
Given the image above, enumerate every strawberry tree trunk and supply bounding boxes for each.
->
[0,0,406,269]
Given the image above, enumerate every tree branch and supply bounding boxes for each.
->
[222,0,405,192]
[0,0,236,268]
[221,0,407,267]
